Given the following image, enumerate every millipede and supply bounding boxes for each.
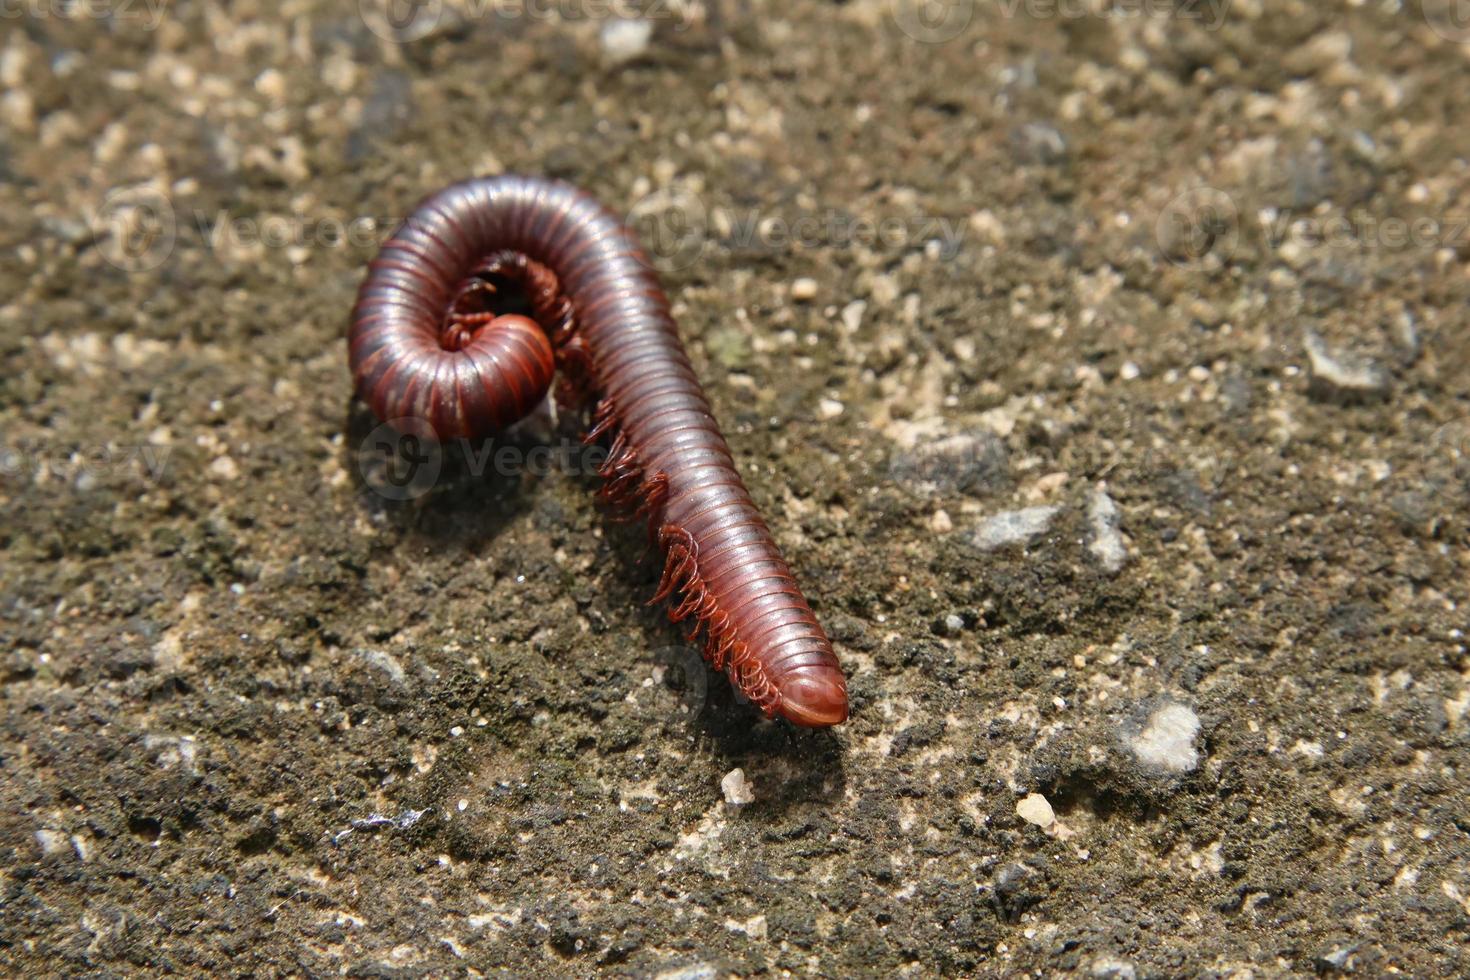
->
[348,175,849,728]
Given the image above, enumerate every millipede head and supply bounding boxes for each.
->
[771,664,849,728]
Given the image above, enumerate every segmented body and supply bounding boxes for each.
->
[348,176,848,727]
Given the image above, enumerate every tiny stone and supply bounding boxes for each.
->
[654,965,717,980]
[1119,361,1140,381]
[1,90,36,133]
[1011,121,1068,165]
[817,398,845,420]
[930,509,953,533]
[1086,487,1128,574]
[1091,957,1138,980]
[969,209,1006,243]
[1390,310,1419,363]
[721,767,755,806]
[254,67,286,102]
[1016,793,1055,829]
[600,19,653,65]
[725,914,768,940]
[355,648,406,684]
[970,506,1059,551]
[943,613,965,633]
[891,432,1009,497]
[35,828,70,857]
[791,277,818,301]
[1127,702,1202,773]
[869,273,900,306]
[208,455,240,480]
[1303,329,1386,397]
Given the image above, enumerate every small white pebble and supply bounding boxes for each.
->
[1119,361,1140,381]
[1292,740,1325,760]
[1086,487,1128,574]
[721,767,755,806]
[0,90,36,133]
[1127,702,1201,773]
[791,277,818,301]
[1016,793,1056,829]
[600,19,653,65]
[35,828,70,857]
[1303,329,1386,394]
[254,68,287,103]
[817,398,845,420]
[930,509,953,533]
[1092,957,1138,980]
[971,506,1059,551]
[449,726,464,737]
[208,455,239,480]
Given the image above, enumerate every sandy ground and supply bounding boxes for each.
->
[3,1,1470,976]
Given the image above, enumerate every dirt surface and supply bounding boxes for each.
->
[3,1,1470,976]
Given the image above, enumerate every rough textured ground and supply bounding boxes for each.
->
[3,1,1470,976]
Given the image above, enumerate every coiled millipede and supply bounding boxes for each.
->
[349,176,848,727]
